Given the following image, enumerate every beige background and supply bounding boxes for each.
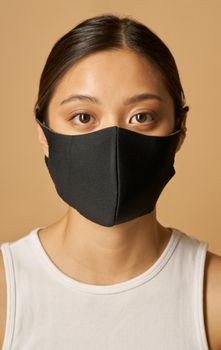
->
[0,0,221,255]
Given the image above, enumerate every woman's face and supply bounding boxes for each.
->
[37,48,186,156]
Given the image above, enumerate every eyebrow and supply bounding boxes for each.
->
[60,93,163,106]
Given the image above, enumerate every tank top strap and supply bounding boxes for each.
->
[0,242,16,350]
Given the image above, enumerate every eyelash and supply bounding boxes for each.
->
[68,111,156,126]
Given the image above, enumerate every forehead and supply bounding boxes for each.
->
[52,49,170,103]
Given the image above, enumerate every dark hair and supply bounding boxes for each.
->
[34,13,189,129]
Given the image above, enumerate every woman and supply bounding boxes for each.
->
[0,13,220,350]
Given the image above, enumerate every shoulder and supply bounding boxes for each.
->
[0,248,7,348]
[204,250,221,350]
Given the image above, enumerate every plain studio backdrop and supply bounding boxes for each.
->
[0,0,221,255]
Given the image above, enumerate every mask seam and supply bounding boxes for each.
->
[66,137,73,199]
[114,128,120,224]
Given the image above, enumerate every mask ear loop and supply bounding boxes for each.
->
[35,111,67,136]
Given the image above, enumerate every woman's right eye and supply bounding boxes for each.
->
[69,113,94,125]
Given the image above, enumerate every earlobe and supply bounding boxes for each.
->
[35,122,49,157]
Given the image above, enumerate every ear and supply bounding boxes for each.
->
[176,114,187,152]
[35,121,49,158]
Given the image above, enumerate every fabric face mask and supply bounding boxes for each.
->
[36,115,181,227]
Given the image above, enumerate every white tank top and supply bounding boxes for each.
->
[1,226,210,350]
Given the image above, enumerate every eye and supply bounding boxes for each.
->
[69,111,156,126]
[130,112,155,124]
[69,113,94,125]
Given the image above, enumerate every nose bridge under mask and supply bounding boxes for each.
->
[35,116,181,227]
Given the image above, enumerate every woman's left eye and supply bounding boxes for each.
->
[130,112,155,124]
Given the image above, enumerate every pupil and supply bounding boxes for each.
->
[80,114,90,123]
[137,114,146,123]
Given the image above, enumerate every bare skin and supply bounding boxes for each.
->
[1,48,221,348]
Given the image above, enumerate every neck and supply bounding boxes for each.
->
[42,206,172,286]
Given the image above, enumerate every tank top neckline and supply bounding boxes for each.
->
[29,226,182,294]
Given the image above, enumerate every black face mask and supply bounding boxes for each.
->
[36,115,181,227]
